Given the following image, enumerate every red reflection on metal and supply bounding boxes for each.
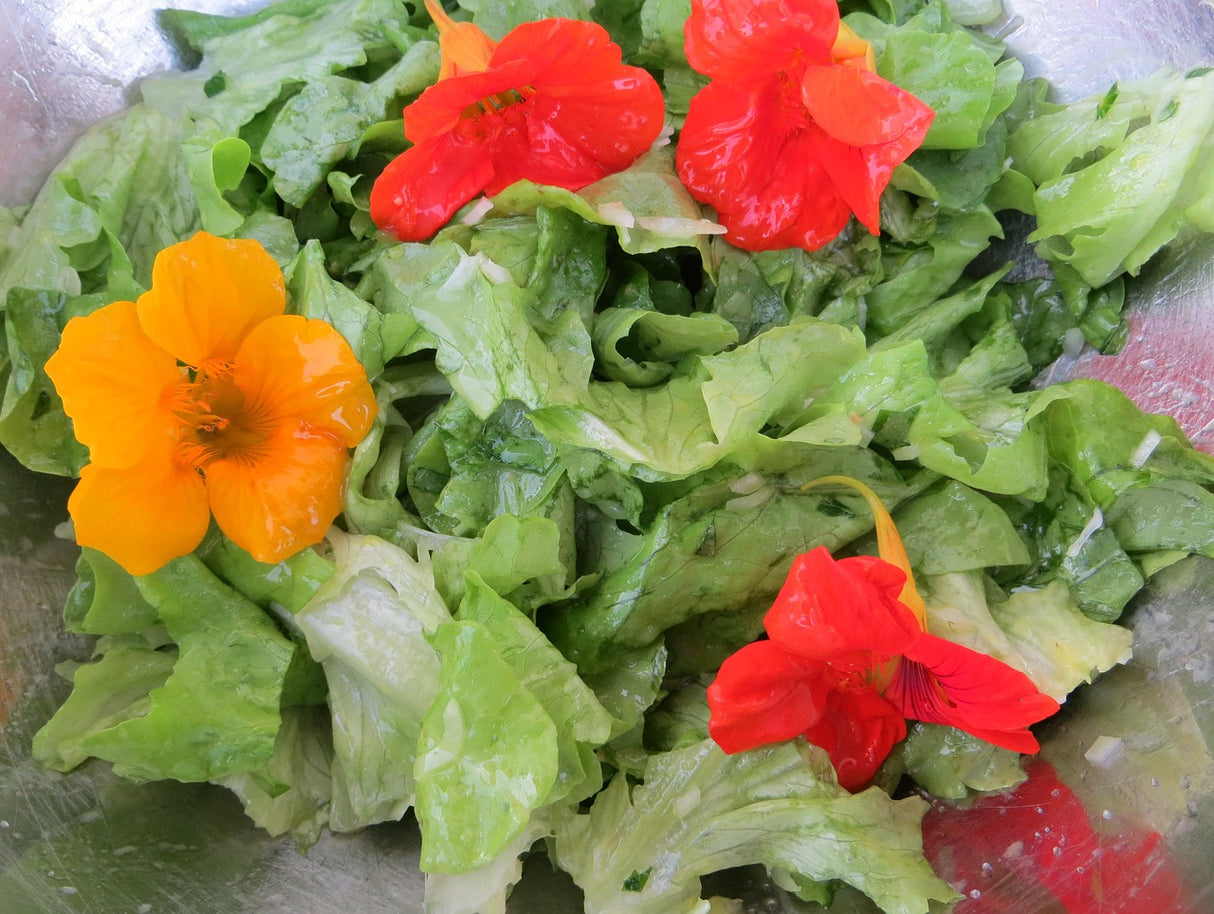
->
[922,760,1191,913]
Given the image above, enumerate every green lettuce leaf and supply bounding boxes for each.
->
[1010,68,1214,286]
[897,722,1026,799]
[294,530,451,831]
[459,573,612,803]
[260,40,439,207]
[31,639,176,773]
[924,572,1133,701]
[415,620,559,873]
[37,557,296,783]
[217,705,334,849]
[551,738,957,914]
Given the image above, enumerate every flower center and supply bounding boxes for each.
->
[461,86,532,120]
[166,360,275,470]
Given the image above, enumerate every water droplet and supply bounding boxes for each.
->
[969,889,982,899]
[1102,809,1113,820]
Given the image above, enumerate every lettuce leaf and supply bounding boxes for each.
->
[294,531,450,831]
[415,620,559,873]
[35,556,296,783]
[551,738,957,914]
[1010,68,1214,286]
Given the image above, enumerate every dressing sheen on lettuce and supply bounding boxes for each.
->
[5,0,1214,912]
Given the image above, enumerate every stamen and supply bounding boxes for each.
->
[165,360,275,469]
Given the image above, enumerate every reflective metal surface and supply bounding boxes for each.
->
[1,1,1212,912]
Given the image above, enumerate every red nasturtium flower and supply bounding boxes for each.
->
[707,476,1060,791]
[45,232,377,576]
[675,0,935,251]
[369,0,666,241]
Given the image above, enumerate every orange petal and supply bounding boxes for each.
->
[205,424,349,564]
[136,232,286,367]
[44,301,180,469]
[424,0,496,78]
[233,314,377,447]
[69,449,210,576]
[831,21,876,73]
[801,475,927,625]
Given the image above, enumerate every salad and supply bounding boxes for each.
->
[2,0,1213,911]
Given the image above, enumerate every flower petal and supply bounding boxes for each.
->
[491,20,665,176]
[423,0,497,79]
[801,67,934,233]
[678,80,854,251]
[684,0,839,81]
[379,18,661,241]
[44,300,180,469]
[370,132,496,242]
[802,474,927,624]
[205,424,349,564]
[69,449,210,576]
[801,687,906,791]
[887,633,1060,753]
[831,21,875,72]
[136,232,286,366]
[403,59,536,144]
[707,640,832,754]
[678,79,784,211]
[801,64,924,148]
[763,547,921,661]
[233,314,376,447]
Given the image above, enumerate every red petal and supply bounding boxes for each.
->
[684,0,839,81]
[369,132,495,241]
[801,64,930,148]
[802,67,934,232]
[706,640,832,754]
[763,548,921,661]
[801,687,906,791]
[403,60,520,142]
[385,18,662,235]
[887,634,1060,752]
[678,78,788,211]
[677,81,858,251]
[489,19,664,188]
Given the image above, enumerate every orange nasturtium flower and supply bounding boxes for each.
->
[44,232,377,576]
[369,0,666,241]
[675,0,935,252]
[706,477,1059,791]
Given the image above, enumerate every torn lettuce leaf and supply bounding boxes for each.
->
[35,556,296,783]
[1010,68,1214,286]
[551,738,957,914]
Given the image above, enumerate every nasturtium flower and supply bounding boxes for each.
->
[675,0,935,252]
[707,477,1059,791]
[45,231,377,576]
[369,0,666,241]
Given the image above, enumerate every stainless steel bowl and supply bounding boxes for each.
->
[1,2,1212,912]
